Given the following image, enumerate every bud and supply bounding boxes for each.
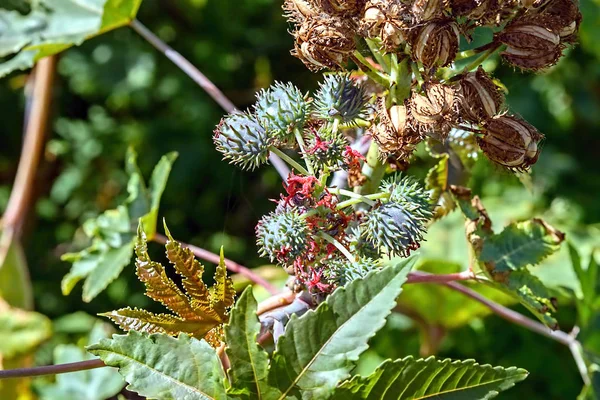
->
[495,18,563,71]
[360,0,410,52]
[456,66,504,123]
[412,0,444,22]
[372,97,422,162]
[313,74,369,123]
[292,16,356,71]
[409,82,458,139]
[478,115,544,169]
[213,112,272,170]
[256,209,309,264]
[255,82,308,145]
[324,257,377,287]
[411,20,460,68]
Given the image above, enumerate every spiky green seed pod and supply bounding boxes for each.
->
[324,257,378,287]
[255,82,308,145]
[305,127,348,172]
[313,74,369,124]
[347,225,380,260]
[213,112,272,170]
[256,209,309,264]
[361,201,430,257]
[380,175,432,207]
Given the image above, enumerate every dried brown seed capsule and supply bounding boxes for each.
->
[292,16,356,72]
[412,0,444,22]
[410,82,458,139]
[478,115,544,169]
[410,20,460,68]
[495,18,563,70]
[283,0,319,23]
[537,0,582,42]
[450,0,490,19]
[372,97,423,162]
[360,0,410,52]
[456,66,504,123]
[317,0,366,16]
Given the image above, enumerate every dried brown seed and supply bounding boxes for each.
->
[537,0,582,42]
[292,16,356,71]
[283,0,319,24]
[456,66,504,123]
[318,0,366,16]
[410,20,460,68]
[409,82,458,139]
[495,18,563,70]
[412,0,444,22]
[372,97,423,162]
[360,0,410,52]
[478,114,544,169]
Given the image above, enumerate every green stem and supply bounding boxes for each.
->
[365,38,390,73]
[356,141,387,196]
[352,51,390,87]
[329,188,380,206]
[294,128,315,176]
[459,45,500,74]
[336,192,389,209]
[411,62,424,88]
[269,146,309,175]
[318,232,355,263]
[340,118,371,129]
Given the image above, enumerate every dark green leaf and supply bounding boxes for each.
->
[268,258,415,399]
[332,356,528,399]
[87,331,227,400]
[225,287,280,399]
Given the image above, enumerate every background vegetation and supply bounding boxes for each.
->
[1,0,599,398]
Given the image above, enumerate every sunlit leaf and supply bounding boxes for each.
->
[332,356,528,399]
[87,331,227,400]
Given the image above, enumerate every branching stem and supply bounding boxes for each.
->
[269,146,308,176]
[129,19,289,179]
[335,192,389,209]
[293,128,315,176]
[318,232,355,263]
[329,188,378,207]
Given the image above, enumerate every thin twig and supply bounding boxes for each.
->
[128,19,289,179]
[152,233,279,295]
[406,270,475,284]
[0,359,105,380]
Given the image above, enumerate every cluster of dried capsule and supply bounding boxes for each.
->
[284,0,581,72]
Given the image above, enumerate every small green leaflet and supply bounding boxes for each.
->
[331,356,528,400]
[0,0,143,77]
[61,149,177,302]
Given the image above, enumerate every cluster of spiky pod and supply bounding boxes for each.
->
[255,173,432,298]
[214,76,368,174]
[284,0,581,72]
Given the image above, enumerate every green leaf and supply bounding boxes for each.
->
[425,154,456,219]
[268,258,415,400]
[0,0,143,77]
[0,298,52,359]
[37,322,124,400]
[87,331,227,400]
[225,287,280,400]
[0,230,33,309]
[480,219,564,276]
[61,151,176,302]
[332,356,528,400]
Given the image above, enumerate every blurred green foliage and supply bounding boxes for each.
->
[1,0,600,398]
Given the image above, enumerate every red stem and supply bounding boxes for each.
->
[152,233,279,295]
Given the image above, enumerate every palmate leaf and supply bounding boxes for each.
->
[101,307,217,338]
[87,331,227,400]
[0,0,143,78]
[61,150,177,302]
[479,219,564,276]
[268,258,415,400]
[101,224,235,346]
[450,187,564,328]
[332,356,528,400]
[225,287,281,400]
